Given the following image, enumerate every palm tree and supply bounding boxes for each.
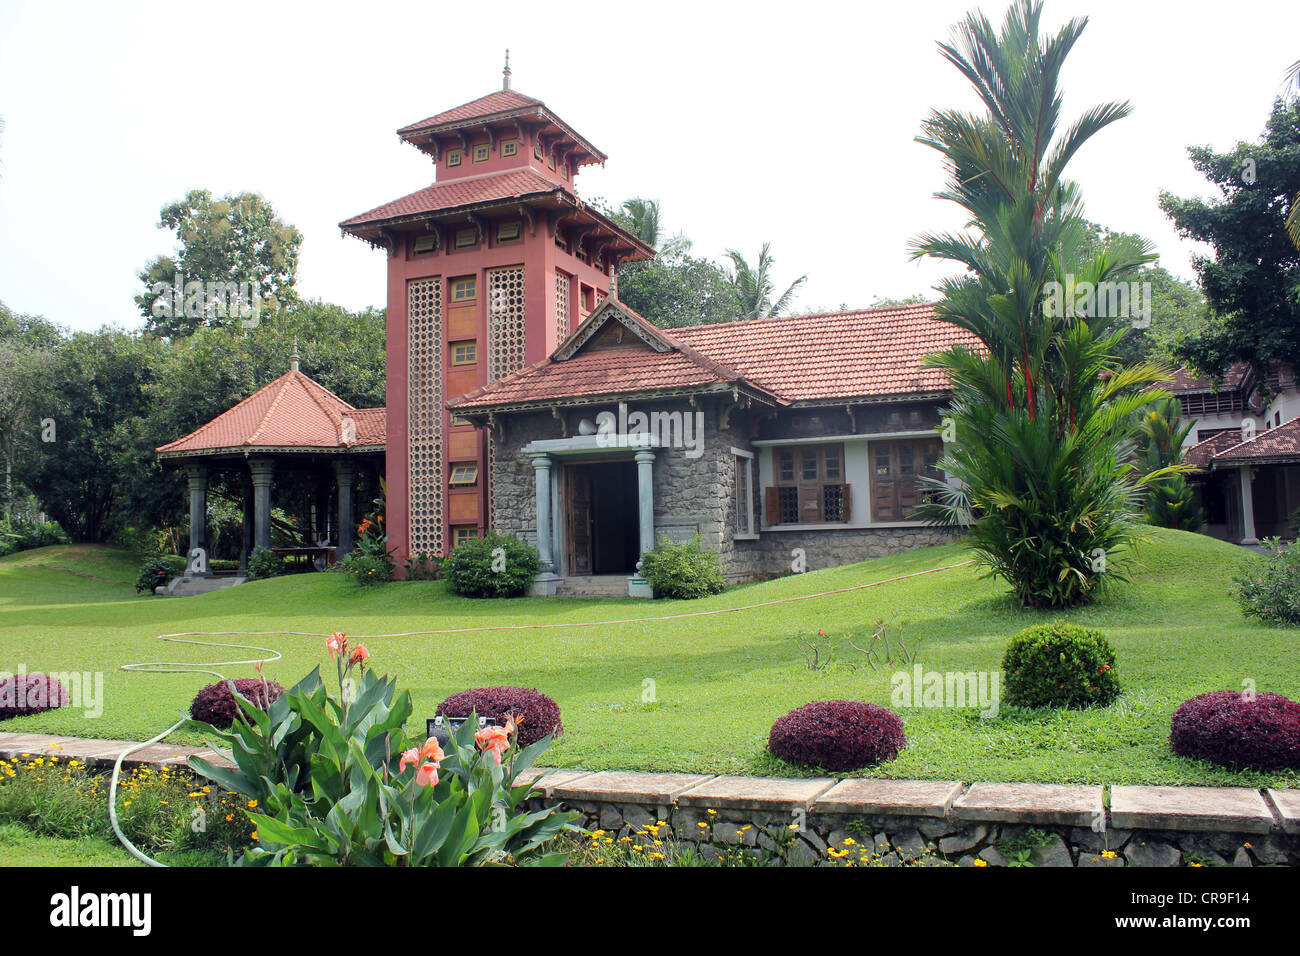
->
[724,243,807,319]
[909,0,1177,607]
[620,198,691,257]
[1285,60,1300,250]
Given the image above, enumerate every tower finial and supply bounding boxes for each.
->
[503,49,511,90]
[291,335,300,373]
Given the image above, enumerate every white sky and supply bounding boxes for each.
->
[1,0,1297,332]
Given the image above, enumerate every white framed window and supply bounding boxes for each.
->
[732,447,757,538]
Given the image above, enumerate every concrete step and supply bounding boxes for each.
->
[158,575,246,597]
[555,575,633,598]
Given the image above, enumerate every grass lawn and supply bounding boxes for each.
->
[1,531,1296,788]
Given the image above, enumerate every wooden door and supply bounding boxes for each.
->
[567,467,593,575]
[871,438,941,521]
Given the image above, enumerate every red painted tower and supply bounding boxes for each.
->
[341,64,653,561]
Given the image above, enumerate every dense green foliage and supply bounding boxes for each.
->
[1135,396,1204,531]
[638,534,726,599]
[1234,537,1300,625]
[1003,621,1122,709]
[442,531,541,598]
[1160,98,1300,382]
[910,0,1174,607]
[245,547,286,581]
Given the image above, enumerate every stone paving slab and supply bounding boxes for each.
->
[676,775,835,811]
[952,783,1103,826]
[1266,790,1300,835]
[550,771,713,805]
[513,767,596,797]
[0,732,82,755]
[813,779,965,817]
[1111,786,1276,834]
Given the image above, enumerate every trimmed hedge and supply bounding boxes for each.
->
[1170,690,1300,771]
[768,699,906,771]
[0,673,70,721]
[443,531,541,598]
[190,678,285,729]
[1003,620,1120,709]
[436,686,562,747]
[639,534,725,600]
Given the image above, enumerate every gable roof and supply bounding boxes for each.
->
[1211,417,1300,466]
[1184,429,1243,470]
[1170,363,1252,393]
[397,90,545,134]
[339,168,567,230]
[156,371,385,458]
[450,300,979,413]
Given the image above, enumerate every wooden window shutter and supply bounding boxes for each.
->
[841,483,852,522]
[764,487,780,526]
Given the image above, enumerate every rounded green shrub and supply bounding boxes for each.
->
[1002,620,1120,709]
[339,552,393,586]
[135,554,183,594]
[246,547,286,581]
[639,534,725,600]
[443,531,541,598]
[1234,537,1300,625]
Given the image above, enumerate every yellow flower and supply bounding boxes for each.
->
[1101,850,1117,859]
[973,859,988,867]
[706,809,716,816]
[247,799,258,809]
[1243,842,1252,849]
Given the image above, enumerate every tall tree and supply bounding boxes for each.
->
[724,243,807,319]
[1135,396,1204,532]
[620,197,691,257]
[911,0,1173,607]
[1159,98,1300,382]
[137,189,303,337]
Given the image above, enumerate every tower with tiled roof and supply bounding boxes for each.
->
[341,64,653,560]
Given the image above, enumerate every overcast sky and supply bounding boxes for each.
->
[1,0,1297,332]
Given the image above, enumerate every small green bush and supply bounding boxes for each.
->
[135,555,184,594]
[1002,621,1120,709]
[443,531,541,598]
[639,534,725,600]
[1234,537,1300,625]
[340,552,393,586]
[246,547,286,581]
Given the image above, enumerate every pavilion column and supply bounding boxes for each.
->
[239,490,254,575]
[1239,465,1259,545]
[249,458,275,553]
[184,464,210,576]
[335,458,356,558]
[635,450,656,558]
[531,453,555,573]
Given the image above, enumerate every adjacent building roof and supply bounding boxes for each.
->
[1184,429,1243,470]
[1170,363,1251,393]
[450,300,979,413]
[339,168,566,230]
[1211,418,1300,466]
[156,370,385,459]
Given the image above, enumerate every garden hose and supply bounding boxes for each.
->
[108,558,975,864]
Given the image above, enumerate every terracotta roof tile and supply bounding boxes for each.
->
[452,302,977,411]
[1170,362,1250,393]
[156,372,384,456]
[397,90,544,134]
[1184,429,1242,470]
[340,168,565,229]
[1212,417,1300,465]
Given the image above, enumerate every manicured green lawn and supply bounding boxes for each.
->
[1,531,1296,787]
[0,822,141,867]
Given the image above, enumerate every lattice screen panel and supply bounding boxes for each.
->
[487,266,527,382]
[407,277,444,556]
[555,271,571,343]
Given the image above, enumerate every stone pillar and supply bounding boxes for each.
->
[1239,465,1258,545]
[628,450,656,598]
[239,490,254,575]
[528,453,560,596]
[335,458,356,558]
[184,464,210,576]
[249,458,275,553]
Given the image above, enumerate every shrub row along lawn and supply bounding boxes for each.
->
[0,530,1296,788]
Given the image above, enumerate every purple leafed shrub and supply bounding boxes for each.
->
[436,686,562,747]
[768,699,906,771]
[0,673,70,721]
[190,679,285,730]
[1170,691,1300,772]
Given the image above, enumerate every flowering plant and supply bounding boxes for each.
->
[187,632,575,865]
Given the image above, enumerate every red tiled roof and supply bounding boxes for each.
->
[1211,418,1300,465]
[1170,363,1250,393]
[156,371,384,456]
[397,90,545,134]
[1184,429,1242,470]
[340,168,566,228]
[451,301,978,411]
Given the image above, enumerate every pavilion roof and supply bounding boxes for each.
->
[156,370,385,459]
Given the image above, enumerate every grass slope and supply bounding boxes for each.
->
[1,531,1295,787]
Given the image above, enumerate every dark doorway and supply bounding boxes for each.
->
[566,460,639,575]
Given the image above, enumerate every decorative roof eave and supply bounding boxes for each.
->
[449,382,783,419]
[339,188,567,247]
[1211,454,1300,468]
[786,390,954,408]
[398,104,607,167]
[158,443,385,462]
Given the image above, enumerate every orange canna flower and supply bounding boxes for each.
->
[415,762,439,787]
[419,737,446,765]
[349,644,370,666]
[326,631,347,659]
[398,748,420,773]
[475,725,511,764]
